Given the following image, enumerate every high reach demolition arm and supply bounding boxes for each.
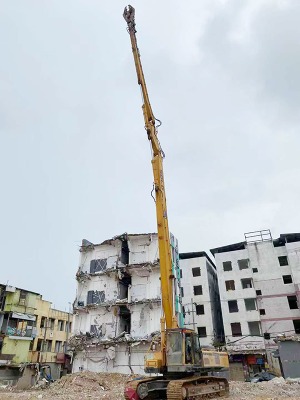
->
[123,5,177,331]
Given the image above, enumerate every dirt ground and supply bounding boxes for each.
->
[0,372,300,400]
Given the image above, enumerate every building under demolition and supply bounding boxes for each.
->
[71,233,182,374]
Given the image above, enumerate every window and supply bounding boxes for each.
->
[193,285,203,296]
[40,317,47,328]
[293,320,300,334]
[223,261,232,272]
[252,268,258,273]
[256,290,262,296]
[90,258,107,273]
[231,323,242,337]
[238,259,249,270]
[244,298,257,311]
[192,267,201,277]
[65,322,72,333]
[19,291,27,306]
[57,320,65,331]
[283,275,292,284]
[87,290,106,304]
[55,341,63,353]
[196,304,204,315]
[278,256,288,266]
[288,295,298,310]
[241,278,252,289]
[44,340,52,352]
[36,339,43,351]
[248,321,261,336]
[197,327,207,337]
[225,280,235,291]
[228,300,238,313]
[180,270,182,279]
[180,287,184,297]
[259,309,266,315]
[49,318,55,330]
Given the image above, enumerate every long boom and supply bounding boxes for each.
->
[124,5,176,329]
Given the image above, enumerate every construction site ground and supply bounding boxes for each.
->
[0,371,300,400]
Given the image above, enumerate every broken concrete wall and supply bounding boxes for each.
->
[130,268,161,302]
[128,234,158,264]
[76,275,119,307]
[130,303,161,338]
[72,342,149,375]
[73,307,118,339]
[79,242,122,274]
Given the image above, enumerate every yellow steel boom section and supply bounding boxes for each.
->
[124,5,177,330]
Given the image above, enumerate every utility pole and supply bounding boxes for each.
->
[183,298,197,331]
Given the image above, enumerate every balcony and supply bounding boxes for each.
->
[6,326,36,339]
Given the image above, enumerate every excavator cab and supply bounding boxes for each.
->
[166,329,201,373]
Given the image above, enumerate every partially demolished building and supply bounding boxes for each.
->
[71,233,182,374]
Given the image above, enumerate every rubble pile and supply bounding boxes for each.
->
[229,378,300,399]
[1,373,300,399]
[46,371,137,399]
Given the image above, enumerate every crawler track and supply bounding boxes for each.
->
[167,376,229,400]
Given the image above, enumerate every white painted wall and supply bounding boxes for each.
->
[128,234,159,264]
[214,236,300,355]
[180,255,222,347]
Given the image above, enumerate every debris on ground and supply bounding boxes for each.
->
[1,371,300,399]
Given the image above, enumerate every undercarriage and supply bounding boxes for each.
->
[124,375,229,400]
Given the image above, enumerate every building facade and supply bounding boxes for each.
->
[29,297,72,379]
[0,285,39,369]
[179,252,224,348]
[71,232,183,374]
[0,284,72,385]
[211,230,300,379]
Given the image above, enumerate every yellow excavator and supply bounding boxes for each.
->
[123,5,229,400]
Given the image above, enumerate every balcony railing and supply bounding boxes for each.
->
[6,326,35,338]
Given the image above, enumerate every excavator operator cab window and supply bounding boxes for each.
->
[166,330,183,366]
[183,332,202,365]
[185,334,192,364]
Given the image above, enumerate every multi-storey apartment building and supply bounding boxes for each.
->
[71,232,182,374]
[29,297,72,379]
[0,284,72,385]
[211,230,300,379]
[179,252,224,348]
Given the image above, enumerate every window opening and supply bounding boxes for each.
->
[244,298,257,311]
[288,295,298,309]
[193,285,202,296]
[225,280,235,291]
[119,305,131,334]
[196,304,204,315]
[192,267,201,277]
[241,278,252,289]
[238,259,249,270]
[278,256,288,266]
[248,321,261,336]
[231,323,242,337]
[90,259,107,273]
[118,272,132,300]
[259,309,266,315]
[283,275,293,284]
[228,300,238,313]
[223,261,232,271]
[197,327,207,337]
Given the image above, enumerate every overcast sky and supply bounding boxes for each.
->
[1,0,299,310]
